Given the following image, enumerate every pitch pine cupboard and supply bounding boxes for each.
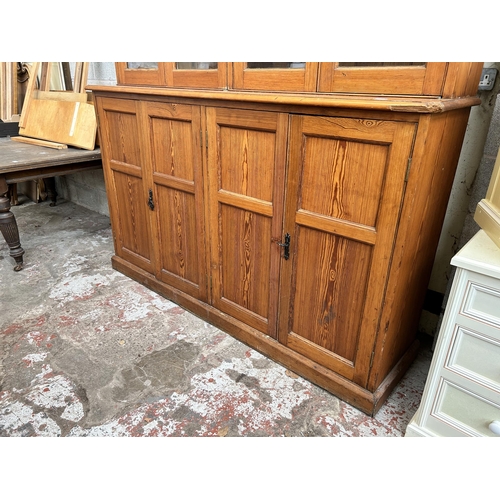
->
[89,62,483,415]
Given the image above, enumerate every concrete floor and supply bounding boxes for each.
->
[0,195,433,437]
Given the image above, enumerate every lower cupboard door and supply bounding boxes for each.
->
[143,101,208,301]
[207,107,288,338]
[278,114,416,385]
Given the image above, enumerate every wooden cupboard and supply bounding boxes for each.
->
[90,62,482,415]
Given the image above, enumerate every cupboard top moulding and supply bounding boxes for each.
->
[114,62,483,98]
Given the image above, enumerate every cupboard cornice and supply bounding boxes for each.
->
[88,85,481,114]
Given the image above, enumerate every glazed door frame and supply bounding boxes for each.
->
[115,63,228,89]
[277,114,417,386]
[115,63,168,87]
[230,63,319,92]
[318,63,448,96]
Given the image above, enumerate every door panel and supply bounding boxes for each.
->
[142,101,207,300]
[207,107,288,337]
[279,115,416,385]
[96,97,155,274]
[290,227,372,362]
[221,205,272,321]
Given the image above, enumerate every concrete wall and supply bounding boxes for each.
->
[57,62,500,336]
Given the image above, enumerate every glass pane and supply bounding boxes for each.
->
[175,62,218,70]
[339,62,425,67]
[246,62,306,69]
[127,62,158,69]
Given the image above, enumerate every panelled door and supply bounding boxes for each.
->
[206,107,288,338]
[142,102,208,301]
[278,115,416,386]
[96,97,156,274]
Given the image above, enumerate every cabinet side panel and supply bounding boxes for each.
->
[370,109,472,391]
[442,63,483,98]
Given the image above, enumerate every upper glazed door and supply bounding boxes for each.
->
[318,63,448,96]
[231,62,319,92]
[115,62,167,86]
[168,62,228,89]
[115,63,228,89]
[278,115,417,386]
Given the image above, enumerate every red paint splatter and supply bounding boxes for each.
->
[1,324,22,335]
[27,332,47,347]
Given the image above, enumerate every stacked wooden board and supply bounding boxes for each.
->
[15,62,97,150]
[0,62,19,122]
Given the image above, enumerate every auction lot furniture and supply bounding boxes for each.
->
[90,62,483,415]
[0,137,101,270]
[406,230,500,437]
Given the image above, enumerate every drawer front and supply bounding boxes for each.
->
[446,325,500,393]
[461,276,500,332]
[428,379,500,437]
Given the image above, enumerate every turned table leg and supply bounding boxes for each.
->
[0,180,25,271]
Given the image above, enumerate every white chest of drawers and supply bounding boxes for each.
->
[406,230,500,437]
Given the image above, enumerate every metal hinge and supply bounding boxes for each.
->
[369,351,375,368]
[405,157,412,182]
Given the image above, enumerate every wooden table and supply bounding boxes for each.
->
[0,137,102,271]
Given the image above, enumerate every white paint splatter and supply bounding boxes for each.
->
[22,352,49,367]
[151,297,178,312]
[49,273,110,306]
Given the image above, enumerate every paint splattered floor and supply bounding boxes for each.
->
[0,196,432,437]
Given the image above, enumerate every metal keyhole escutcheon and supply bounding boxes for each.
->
[148,189,154,210]
[278,233,290,260]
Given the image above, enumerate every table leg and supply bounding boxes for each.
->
[0,183,25,271]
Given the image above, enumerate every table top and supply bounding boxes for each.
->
[0,137,101,173]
